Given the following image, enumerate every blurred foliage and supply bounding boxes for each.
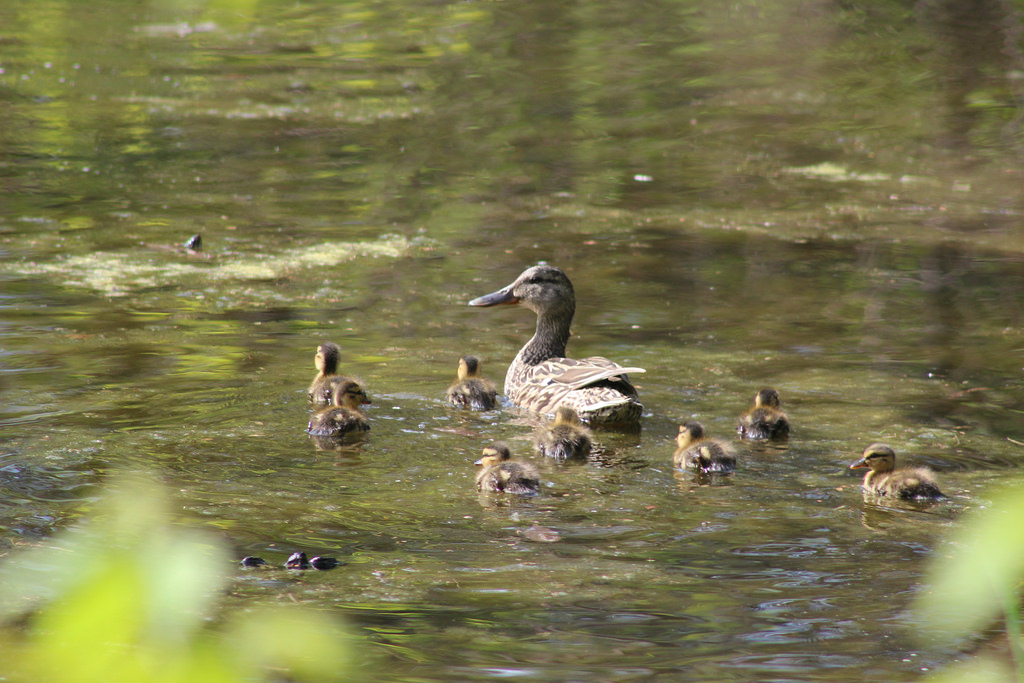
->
[0,474,351,683]
[916,481,1024,683]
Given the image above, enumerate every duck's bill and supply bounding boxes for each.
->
[468,287,519,307]
[849,458,868,469]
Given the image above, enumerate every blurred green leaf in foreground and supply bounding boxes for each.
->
[916,480,1024,683]
[0,474,351,683]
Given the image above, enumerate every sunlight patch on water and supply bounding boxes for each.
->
[14,236,413,297]
[784,162,892,183]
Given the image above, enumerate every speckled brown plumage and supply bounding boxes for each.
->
[469,265,644,427]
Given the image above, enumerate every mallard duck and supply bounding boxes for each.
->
[307,378,371,437]
[849,443,945,500]
[536,405,592,461]
[673,422,736,474]
[308,342,350,405]
[446,355,498,410]
[468,264,645,427]
[737,387,790,440]
[475,442,540,495]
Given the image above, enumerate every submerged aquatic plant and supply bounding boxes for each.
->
[0,474,351,683]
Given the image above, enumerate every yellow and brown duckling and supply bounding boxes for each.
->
[737,387,790,440]
[849,443,945,501]
[308,342,350,405]
[469,264,645,428]
[475,442,540,495]
[536,405,592,461]
[673,422,736,474]
[446,355,498,410]
[307,378,371,437]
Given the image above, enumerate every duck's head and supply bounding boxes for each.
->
[475,441,512,467]
[469,265,575,318]
[315,342,342,374]
[677,421,705,449]
[458,355,481,380]
[553,405,582,426]
[754,388,782,409]
[850,443,896,473]
[330,378,371,409]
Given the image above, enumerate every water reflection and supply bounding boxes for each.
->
[3,0,1024,680]
[917,0,1024,150]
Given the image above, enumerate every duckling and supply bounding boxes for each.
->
[849,443,945,501]
[308,342,350,405]
[469,264,645,427]
[673,422,736,474]
[307,378,371,437]
[446,355,498,410]
[475,442,540,495]
[536,405,592,461]
[737,387,790,440]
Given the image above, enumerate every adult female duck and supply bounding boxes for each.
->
[469,265,645,427]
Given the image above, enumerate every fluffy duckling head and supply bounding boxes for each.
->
[849,442,897,474]
[676,421,706,449]
[553,405,583,427]
[330,378,371,410]
[475,442,512,468]
[315,342,342,374]
[458,355,481,380]
[468,264,575,319]
[754,387,782,409]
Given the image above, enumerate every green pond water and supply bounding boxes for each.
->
[3,0,1024,680]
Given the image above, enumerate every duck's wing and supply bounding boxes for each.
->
[510,357,644,422]
[546,357,645,388]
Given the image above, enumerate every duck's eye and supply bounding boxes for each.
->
[526,273,554,285]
